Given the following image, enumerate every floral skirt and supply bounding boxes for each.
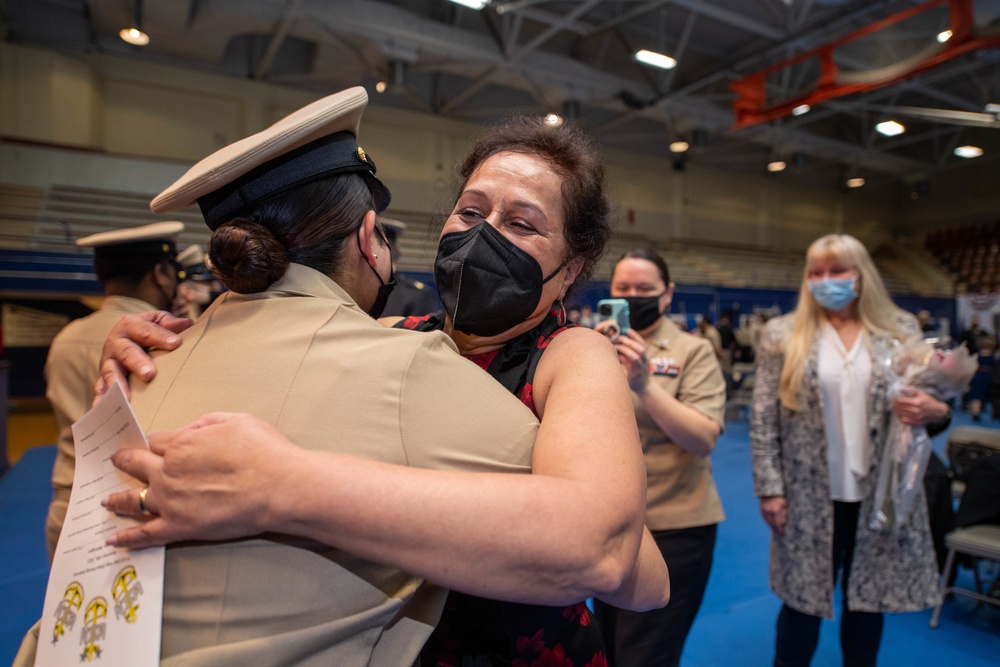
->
[421,592,607,667]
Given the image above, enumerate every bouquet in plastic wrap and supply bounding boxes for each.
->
[869,337,977,531]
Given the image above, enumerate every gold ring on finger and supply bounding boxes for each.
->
[138,487,154,517]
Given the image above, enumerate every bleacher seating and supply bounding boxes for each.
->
[662,241,805,290]
[0,183,975,298]
[925,222,1000,293]
[1,184,207,253]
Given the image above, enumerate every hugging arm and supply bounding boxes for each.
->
[95,311,191,401]
[519,327,669,610]
[105,329,666,610]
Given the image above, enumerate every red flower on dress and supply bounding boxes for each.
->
[516,629,546,654]
[532,644,574,667]
[583,651,608,667]
[562,602,592,626]
[518,383,537,414]
[401,314,432,330]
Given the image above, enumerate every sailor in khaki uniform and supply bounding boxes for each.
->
[616,317,726,666]
[44,220,184,561]
[637,315,726,531]
[594,248,726,667]
[135,265,536,667]
[12,86,537,667]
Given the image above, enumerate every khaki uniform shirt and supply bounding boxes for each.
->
[636,317,726,531]
[132,264,537,666]
[44,295,159,558]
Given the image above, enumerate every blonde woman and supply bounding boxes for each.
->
[750,234,950,667]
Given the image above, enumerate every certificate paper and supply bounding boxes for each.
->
[37,382,164,665]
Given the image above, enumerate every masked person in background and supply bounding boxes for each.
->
[593,247,726,667]
[172,244,226,320]
[751,234,950,667]
[377,218,441,318]
[97,114,670,666]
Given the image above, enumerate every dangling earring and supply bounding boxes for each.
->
[555,300,567,326]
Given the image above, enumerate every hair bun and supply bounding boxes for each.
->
[208,219,289,293]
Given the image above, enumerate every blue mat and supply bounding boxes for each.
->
[1,445,54,666]
[685,415,1000,666]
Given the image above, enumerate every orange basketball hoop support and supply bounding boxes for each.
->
[730,0,1000,129]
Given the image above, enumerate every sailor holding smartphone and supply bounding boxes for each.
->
[593,247,727,667]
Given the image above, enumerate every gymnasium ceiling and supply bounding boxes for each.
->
[3,0,1000,202]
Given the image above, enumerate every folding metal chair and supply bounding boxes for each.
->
[929,525,1000,628]
[929,426,1000,628]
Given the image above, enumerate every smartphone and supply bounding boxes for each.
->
[597,298,630,335]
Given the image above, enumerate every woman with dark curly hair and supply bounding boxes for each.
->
[96,106,669,665]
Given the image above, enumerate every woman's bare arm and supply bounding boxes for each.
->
[524,327,669,610]
[104,329,667,609]
[599,525,670,610]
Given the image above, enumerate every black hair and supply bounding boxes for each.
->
[208,172,376,293]
[613,247,671,285]
[94,254,172,289]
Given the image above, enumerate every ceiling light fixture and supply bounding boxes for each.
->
[954,145,983,158]
[634,49,677,70]
[846,177,866,188]
[767,160,787,172]
[544,112,564,128]
[937,29,953,43]
[791,104,811,116]
[875,120,905,136]
[448,0,489,9]
[119,0,150,46]
[120,27,149,46]
[669,141,689,153]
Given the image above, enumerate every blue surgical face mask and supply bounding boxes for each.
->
[808,276,857,311]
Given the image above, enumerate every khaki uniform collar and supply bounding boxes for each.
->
[242,263,366,315]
